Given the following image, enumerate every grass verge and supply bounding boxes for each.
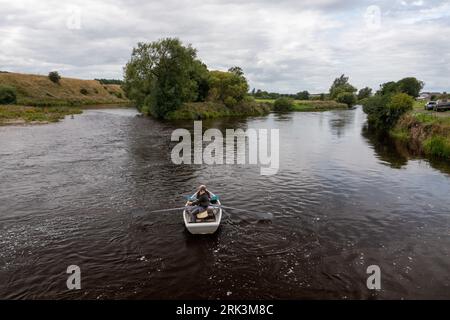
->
[0,105,82,125]
[393,112,450,159]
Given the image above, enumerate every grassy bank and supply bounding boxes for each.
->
[393,112,450,159]
[0,105,82,125]
[0,72,129,107]
[165,101,272,120]
[255,98,347,111]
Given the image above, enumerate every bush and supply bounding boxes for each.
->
[273,97,294,111]
[336,92,357,107]
[0,86,17,104]
[80,88,88,95]
[48,71,61,84]
[224,96,237,108]
[362,93,413,130]
[387,92,413,114]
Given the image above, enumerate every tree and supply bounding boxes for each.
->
[123,38,208,118]
[336,92,357,107]
[362,93,413,130]
[296,90,310,100]
[207,70,249,106]
[378,81,398,96]
[228,66,244,77]
[357,87,372,100]
[396,77,424,98]
[329,74,357,100]
[48,71,61,84]
[273,97,294,111]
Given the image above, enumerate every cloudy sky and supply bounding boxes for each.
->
[1,0,449,93]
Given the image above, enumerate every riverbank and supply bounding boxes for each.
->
[391,109,450,159]
[0,72,129,107]
[0,105,82,125]
[255,98,347,111]
[164,101,272,120]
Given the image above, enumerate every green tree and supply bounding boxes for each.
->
[362,93,413,130]
[123,38,208,118]
[48,71,61,84]
[357,87,372,100]
[228,66,244,77]
[377,81,398,96]
[396,77,424,98]
[329,74,357,100]
[296,90,310,100]
[273,97,294,111]
[336,92,357,107]
[208,69,249,106]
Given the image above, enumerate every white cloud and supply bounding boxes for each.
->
[0,0,449,92]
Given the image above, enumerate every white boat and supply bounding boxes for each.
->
[183,192,222,234]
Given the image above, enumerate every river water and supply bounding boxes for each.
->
[0,107,449,299]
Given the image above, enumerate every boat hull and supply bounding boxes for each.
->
[183,193,222,235]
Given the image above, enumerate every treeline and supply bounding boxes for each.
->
[251,74,374,108]
[250,89,314,100]
[123,38,251,118]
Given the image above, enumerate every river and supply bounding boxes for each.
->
[0,107,449,299]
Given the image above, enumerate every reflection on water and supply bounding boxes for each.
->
[362,127,409,169]
[0,107,449,299]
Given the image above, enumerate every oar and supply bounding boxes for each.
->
[148,206,188,213]
[220,205,273,220]
[144,198,273,220]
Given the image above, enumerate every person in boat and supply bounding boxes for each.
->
[187,185,211,222]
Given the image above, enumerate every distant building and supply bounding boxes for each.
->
[418,92,441,100]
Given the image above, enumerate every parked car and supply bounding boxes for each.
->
[434,99,450,112]
[424,101,437,110]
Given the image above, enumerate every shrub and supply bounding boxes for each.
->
[362,93,413,130]
[80,88,88,95]
[273,97,294,111]
[336,92,357,107]
[0,86,17,104]
[224,96,237,108]
[387,93,413,119]
[48,71,61,84]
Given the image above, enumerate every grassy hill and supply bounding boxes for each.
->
[0,72,129,106]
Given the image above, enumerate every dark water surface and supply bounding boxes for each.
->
[0,107,449,299]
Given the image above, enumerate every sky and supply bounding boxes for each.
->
[1,0,449,93]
